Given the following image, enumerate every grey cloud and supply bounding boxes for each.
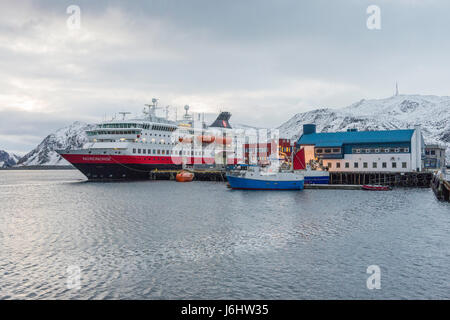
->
[1,0,450,153]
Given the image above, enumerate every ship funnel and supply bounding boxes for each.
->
[210,111,232,129]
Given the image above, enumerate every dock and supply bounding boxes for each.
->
[149,169,226,181]
[304,184,361,190]
[149,169,435,189]
[431,171,450,201]
[328,172,432,187]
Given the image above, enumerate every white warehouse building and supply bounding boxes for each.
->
[297,124,424,172]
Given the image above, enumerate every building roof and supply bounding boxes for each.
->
[298,129,415,147]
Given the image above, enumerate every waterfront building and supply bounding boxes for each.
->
[423,144,446,170]
[243,139,292,164]
[297,124,424,172]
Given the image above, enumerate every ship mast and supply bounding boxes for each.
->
[144,98,159,119]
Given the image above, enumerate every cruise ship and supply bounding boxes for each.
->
[57,99,238,180]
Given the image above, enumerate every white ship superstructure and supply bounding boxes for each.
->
[57,99,239,180]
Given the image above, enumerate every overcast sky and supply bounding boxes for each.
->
[1,0,450,154]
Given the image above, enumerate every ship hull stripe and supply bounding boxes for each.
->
[60,154,220,165]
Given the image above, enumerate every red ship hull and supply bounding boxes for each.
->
[59,153,235,180]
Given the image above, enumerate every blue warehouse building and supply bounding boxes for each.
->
[297,124,424,172]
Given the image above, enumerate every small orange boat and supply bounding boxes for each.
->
[215,136,232,145]
[176,170,194,182]
[196,135,216,144]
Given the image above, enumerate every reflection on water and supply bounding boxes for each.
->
[0,170,449,299]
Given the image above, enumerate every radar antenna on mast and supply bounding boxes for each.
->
[144,98,159,118]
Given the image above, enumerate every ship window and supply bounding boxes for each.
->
[375,149,380,153]
[395,148,400,153]
[143,149,146,154]
[405,148,409,152]
[382,162,387,168]
[157,150,160,154]
[384,148,389,153]
[332,149,340,153]
[148,149,151,154]
[402,162,407,168]
[316,149,323,154]
[355,149,361,154]
[138,149,141,154]
[324,149,331,153]
[133,148,136,153]
[392,162,397,168]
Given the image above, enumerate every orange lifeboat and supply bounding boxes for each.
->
[176,170,194,182]
[178,136,193,143]
[196,135,216,144]
[215,136,232,145]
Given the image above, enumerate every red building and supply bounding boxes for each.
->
[243,138,293,164]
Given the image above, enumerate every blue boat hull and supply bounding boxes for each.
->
[227,175,304,190]
[304,176,330,184]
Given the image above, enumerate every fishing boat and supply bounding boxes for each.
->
[361,185,391,191]
[292,148,330,184]
[226,164,304,190]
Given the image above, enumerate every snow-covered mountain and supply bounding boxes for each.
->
[17,121,93,166]
[0,150,20,168]
[278,94,450,163]
[14,94,450,166]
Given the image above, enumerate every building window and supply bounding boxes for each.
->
[373,162,377,168]
[363,162,368,168]
[336,162,341,168]
[328,162,332,168]
[392,162,397,168]
[402,162,407,168]
[354,162,359,168]
[345,162,349,168]
[382,162,387,168]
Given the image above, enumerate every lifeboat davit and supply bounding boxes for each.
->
[196,135,216,144]
[176,170,194,182]
[178,136,193,143]
[215,136,232,145]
